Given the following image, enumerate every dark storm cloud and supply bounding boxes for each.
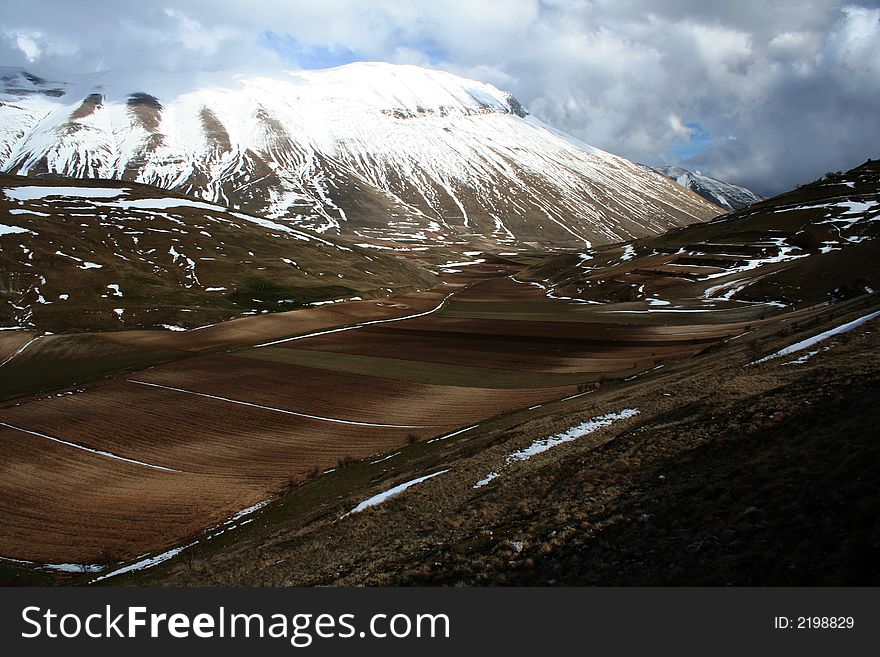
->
[1,0,877,195]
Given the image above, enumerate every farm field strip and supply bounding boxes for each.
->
[237,347,593,389]
[0,420,184,473]
[0,335,43,368]
[380,313,748,341]
[280,329,708,373]
[1,384,432,475]
[254,290,459,348]
[102,288,454,353]
[126,380,438,429]
[0,426,271,563]
[137,354,579,425]
[0,332,36,362]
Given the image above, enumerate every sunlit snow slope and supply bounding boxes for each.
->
[0,64,719,248]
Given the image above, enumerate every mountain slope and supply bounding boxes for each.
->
[651,165,763,211]
[0,175,436,332]
[0,64,719,249]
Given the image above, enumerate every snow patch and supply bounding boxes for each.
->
[4,186,129,201]
[0,224,35,236]
[345,470,449,516]
[508,409,640,461]
[473,472,499,488]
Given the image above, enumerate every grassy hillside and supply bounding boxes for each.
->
[0,174,437,333]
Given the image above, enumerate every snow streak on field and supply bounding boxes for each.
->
[0,420,182,472]
[91,500,270,583]
[127,379,436,429]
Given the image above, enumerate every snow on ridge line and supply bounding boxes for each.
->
[92,197,308,237]
[440,259,486,268]
[750,310,880,365]
[61,194,347,247]
[1,183,337,246]
[0,62,718,246]
[344,470,450,516]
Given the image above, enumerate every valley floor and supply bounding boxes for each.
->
[1,252,876,586]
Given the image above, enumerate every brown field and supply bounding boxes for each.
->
[0,425,269,564]
[280,324,715,373]
[0,332,36,363]
[0,330,577,563]
[1,381,430,477]
[278,276,746,374]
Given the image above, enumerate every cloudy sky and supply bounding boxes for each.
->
[1,0,878,195]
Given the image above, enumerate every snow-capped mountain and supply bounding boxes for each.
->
[651,165,763,211]
[0,63,719,248]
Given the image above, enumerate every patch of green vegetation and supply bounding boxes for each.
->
[0,561,64,587]
[441,299,612,323]
[227,279,357,306]
[234,347,597,388]
[0,334,187,402]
